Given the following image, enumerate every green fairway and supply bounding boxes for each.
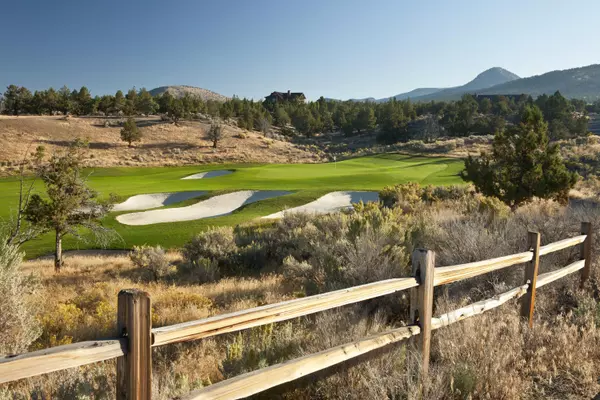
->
[0,154,464,258]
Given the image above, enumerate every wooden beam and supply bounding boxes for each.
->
[536,260,585,289]
[520,232,541,327]
[432,284,529,328]
[538,234,586,256]
[116,289,152,400]
[411,249,435,380]
[152,277,418,347]
[0,339,125,385]
[183,281,530,400]
[580,222,592,288]
[433,251,533,286]
[180,325,421,400]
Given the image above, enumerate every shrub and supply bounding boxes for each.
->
[379,182,422,209]
[183,227,237,261]
[182,227,237,281]
[129,245,172,281]
[0,238,41,355]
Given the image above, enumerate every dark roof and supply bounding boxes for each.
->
[265,91,306,101]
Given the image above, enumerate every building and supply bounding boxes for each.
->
[265,90,306,103]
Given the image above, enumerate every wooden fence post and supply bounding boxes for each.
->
[117,289,152,400]
[410,249,435,381]
[580,222,593,288]
[520,231,540,327]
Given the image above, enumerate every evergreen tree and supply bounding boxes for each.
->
[205,123,224,148]
[136,88,158,115]
[24,142,113,271]
[354,108,377,134]
[114,90,126,113]
[120,117,142,146]
[463,105,577,207]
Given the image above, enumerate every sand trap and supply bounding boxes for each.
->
[113,191,206,211]
[263,191,379,219]
[181,170,233,180]
[117,190,290,226]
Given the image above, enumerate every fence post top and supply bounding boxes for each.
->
[118,289,150,299]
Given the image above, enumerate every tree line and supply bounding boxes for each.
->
[1,84,593,141]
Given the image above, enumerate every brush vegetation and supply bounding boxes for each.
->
[1,184,599,399]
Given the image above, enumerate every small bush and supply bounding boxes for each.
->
[0,238,41,355]
[182,227,237,281]
[129,245,172,281]
[379,182,423,210]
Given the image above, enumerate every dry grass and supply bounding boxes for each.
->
[2,198,600,399]
[0,115,321,175]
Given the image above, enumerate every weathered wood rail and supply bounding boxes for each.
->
[0,222,593,399]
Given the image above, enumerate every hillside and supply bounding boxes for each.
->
[477,64,600,100]
[384,87,443,102]
[149,85,229,102]
[0,116,320,175]
[408,67,521,101]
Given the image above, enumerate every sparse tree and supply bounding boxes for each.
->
[24,142,114,271]
[120,117,142,147]
[206,123,224,148]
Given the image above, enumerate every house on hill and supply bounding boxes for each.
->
[265,90,306,103]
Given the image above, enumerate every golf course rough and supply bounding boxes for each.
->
[0,154,465,257]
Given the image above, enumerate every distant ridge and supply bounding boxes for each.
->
[340,64,600,102]
[398,67,521,102]
[149,85,229,102]
[477,64,600,100]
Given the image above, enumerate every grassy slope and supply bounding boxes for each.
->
[0,154,464,257]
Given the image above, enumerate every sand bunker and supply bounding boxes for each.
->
[181,170,233,180]
[263,191,379,219]
[117,190,290,226]
[112,191,206,212]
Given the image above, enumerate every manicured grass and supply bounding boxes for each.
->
[0,154,464,257]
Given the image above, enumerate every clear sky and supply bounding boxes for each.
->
[1,0,599,101]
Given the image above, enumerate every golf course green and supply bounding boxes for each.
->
[0,154,464,258]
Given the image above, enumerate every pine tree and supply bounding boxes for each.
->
[24,142,113,271]
[463,105,577,207]
[120,117,142,147]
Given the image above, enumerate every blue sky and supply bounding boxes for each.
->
[1,0,599,100]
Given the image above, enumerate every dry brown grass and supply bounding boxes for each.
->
[0,115,321,175]
[2,199,600,399]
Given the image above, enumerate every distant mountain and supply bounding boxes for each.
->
[149,85,229,102]
[477,64,600,100]
[410,67,521,102]
[348,97,377,102]
[384,87,443,101]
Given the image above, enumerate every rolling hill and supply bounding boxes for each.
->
[477,64,600,100]
[149,85,229,102]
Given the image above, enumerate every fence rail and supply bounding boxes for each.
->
[0,222,593,400]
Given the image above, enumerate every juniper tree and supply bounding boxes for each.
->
[206,123,224,148]
[463,105,577,207]
[120,117,142,147]
[24,142,114,272]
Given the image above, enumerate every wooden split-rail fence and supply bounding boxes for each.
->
[0,222,594,399]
